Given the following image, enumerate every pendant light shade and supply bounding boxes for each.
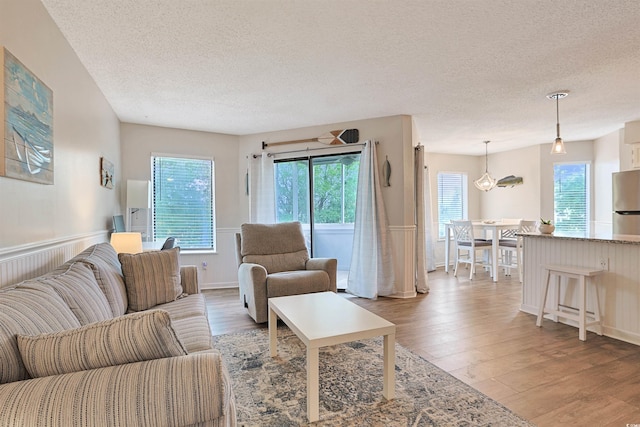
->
[474,141,497,191]
[547,91,568,155]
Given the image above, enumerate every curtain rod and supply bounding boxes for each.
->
[252,141,371,158]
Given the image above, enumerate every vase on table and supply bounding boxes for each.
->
[539,224,555,234]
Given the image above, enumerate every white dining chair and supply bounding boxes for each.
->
[499,219,537,282]
[451,220,493,280]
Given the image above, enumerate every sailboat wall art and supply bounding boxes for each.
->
[1,47,53,185]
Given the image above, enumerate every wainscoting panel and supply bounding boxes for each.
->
[389,225,417,298]
[521,235,640,346]
[0,232,108,288]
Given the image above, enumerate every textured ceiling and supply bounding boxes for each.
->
[40,0,640,155]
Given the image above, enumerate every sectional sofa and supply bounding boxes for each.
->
[0,242,236,427]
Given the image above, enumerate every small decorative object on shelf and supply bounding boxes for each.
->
[539,218,555,234]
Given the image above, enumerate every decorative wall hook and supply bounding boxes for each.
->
[383,155,391,187]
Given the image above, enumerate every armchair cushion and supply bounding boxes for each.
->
[243,250,308,274]
[240,222,309,273]
[17,310,187,378]
[267,270,330,298]
[118,248,183,312]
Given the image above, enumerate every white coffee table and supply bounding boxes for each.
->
[268,291,396,422]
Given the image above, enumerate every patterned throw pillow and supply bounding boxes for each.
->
[17,310,187,378]
[118,247,183,312]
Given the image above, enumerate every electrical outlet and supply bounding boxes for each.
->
[599,257,609,271]
[201,261,208,270]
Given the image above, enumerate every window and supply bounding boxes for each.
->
[553,163,590,236]
[437,172,468,239]
[152,155,215,250]
[274,153,359,274]
[274,153,360,226]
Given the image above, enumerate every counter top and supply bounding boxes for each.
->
[521,231,640,245]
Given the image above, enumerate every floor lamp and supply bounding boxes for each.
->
[126,179,151,235]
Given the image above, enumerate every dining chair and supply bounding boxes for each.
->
[451,220,493,280]
[497,218,521,274]
[498,220,537,282]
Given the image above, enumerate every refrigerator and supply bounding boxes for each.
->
[613,169,640,235]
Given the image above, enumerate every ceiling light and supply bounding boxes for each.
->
[547,91,569,155]
[474,140,497,192]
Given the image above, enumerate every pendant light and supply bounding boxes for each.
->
[547,91,568,154]
[474,140,497,191]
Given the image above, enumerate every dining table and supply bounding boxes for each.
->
[444,220,521,282]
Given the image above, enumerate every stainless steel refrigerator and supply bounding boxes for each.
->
[613,169,640,235]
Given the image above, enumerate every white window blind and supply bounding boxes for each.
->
[437,172,467,239]
[554,163,589,236]
[152,155,216,250]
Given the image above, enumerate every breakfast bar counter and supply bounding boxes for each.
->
[521,231,640,345]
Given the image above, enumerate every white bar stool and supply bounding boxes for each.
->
[536,264,604,341]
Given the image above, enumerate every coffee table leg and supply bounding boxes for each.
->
[383,333,395,400]
[307,346,319,422]
[268,306,277,357]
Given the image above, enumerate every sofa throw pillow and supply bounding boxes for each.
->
[17,309,187,378]
[118,247,182,312]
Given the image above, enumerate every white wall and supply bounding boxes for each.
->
[120,116,419,293]
[0,0,121,252]
[480,145,541,222]
[237,115,414,226]
[238,115,419,297]
[119,123,241,288]
[593,130,621,233]
[425,152,481,265]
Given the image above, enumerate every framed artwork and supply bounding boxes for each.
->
[0,47,54,184]
[100,157,114,189]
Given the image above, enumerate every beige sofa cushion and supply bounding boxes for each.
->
[18,262,113,325]
[0,286,81,384]
[119,248,183,312]
[69,242,129,316]
[17,310,187,378]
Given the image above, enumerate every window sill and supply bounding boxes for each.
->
[181,249,217,255]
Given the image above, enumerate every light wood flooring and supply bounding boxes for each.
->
[204,268,640,426]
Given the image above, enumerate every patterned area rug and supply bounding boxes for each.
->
[213,327,533,426]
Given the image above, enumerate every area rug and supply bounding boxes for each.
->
[213,327,534,426]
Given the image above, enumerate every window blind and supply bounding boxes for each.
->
[554,163,589,236]
[152,155,215,250]
[437,172,467,239]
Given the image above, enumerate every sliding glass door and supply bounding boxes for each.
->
[274,152,360,288]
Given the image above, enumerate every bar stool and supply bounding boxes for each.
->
[536,264,604,341]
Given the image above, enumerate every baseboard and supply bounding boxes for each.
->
[520,303,640,346]
[200,281,239,290]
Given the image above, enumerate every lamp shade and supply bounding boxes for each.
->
[550,137,566,154]
[110,232,143,254]
[474,172,497,192]
[126,180,151,208]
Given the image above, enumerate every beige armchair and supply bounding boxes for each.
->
[235,222,337,323]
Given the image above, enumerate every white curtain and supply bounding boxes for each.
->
[415,145,433,295]
[347,141,395,299]
[248,153,275,223]
[424,166,436,272]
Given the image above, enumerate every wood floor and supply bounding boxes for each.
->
[204,268,640,426]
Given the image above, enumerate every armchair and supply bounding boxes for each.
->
[235,222,337,323]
